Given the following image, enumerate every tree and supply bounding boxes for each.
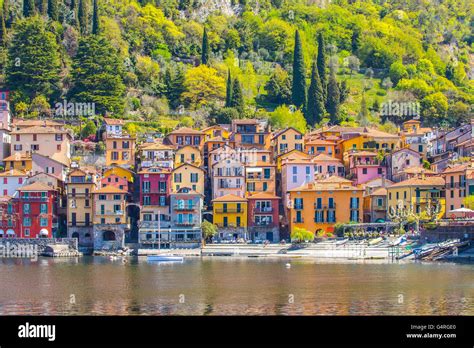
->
[39,0,47,15]
[338,80,349,103]
[358,94,369,126]
[92,0,100,34]
[421,92,448,125]
[181,65,225,108]
[291,227,314,243]
[69,35,126,115]
[48,0,58,21]
[29,95,50,118]
[6,17,61,102]
[381,77,393,89]
[346,55,360,75]
[201,27,209,65]
[201,220,217,242]
[230,78,244,113]
[317,33,327,100]
[23,0,35,17]
[326,67,340,123]
[78,0,87,35]
[164,64,185,109]
[0,9,6,47]
[269,105,307,133]
[225,69,232,107]
[351,27,361,53]
[389,61,407,85]
[211,107,239,124]
[305,60,325,126]
[291,30,306,109]
[463,196,474,210]
[80,120,97,138]
[265,65,292,105]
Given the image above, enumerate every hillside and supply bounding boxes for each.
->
[0,0,472,138]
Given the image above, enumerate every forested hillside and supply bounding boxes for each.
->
[0,0,472,136]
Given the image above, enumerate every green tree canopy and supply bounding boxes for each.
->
[291,30,306,109]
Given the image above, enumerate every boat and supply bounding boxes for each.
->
[146,215,184,263]
[368,237,383,246]
[147,255,184,262]
[336,238,349,246]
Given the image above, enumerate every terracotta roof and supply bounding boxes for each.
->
[364,177,394,187]
[13,119,62,127]
[317,176,353,184]
[349,151,378,157]
[94,186,127,194]
[390,147,421,156]
[305,139,335,146]
[363,128,400,139]
[370,187,387,196]
[103,118,125,125]
[212,194,247,202]
[18,182,54,191]
[442,164,469,174]
[389,176,445,188]
[168,127,204,135]
[312,153,340,162]
[246,192,280,199]
[0,169,28,177]
[172,163,205,172]
[403,119,421,125]
[0,195,12,202]
[141,143,174,151]
[401,166,436,175]
[271,127,302,140]
[289,181,362,192]
[3,153,32,161]
[11,126,69,134]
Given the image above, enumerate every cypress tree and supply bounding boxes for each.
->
[3,0,10,28]
[291,30,306,109]
[201,27,209,65]
[351,27,361,54]
[326,67,340,124]
[40,0,48,15]
[317,33,327,101]
[48,0,58,21]
[78,0,87,35]
[358,94,369,126]
[23,0,35,17]
[230,78,244,113]
[0,10,6,48]
[70,0,78,27]
[305,60,326,126]
[92,0,100,35]
[225,69,232,107]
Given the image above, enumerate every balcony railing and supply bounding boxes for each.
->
[314,203,336,210]
[293,218,304,223]
[174,221,196,226]
[218,184,242,189]
[97,210,124,216]
[20,197,48,201]
[173,204,196,211]
[294,205,304,210]
[215,208,243,213]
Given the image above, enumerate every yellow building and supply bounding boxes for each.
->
[245,162,276,195]
[105,135,136,167]
[202,125,230,140]
[103,166,134,184]
[3,153,32,172]
[93,186,128,225]
[212,194,248,229]
[174,145,202,167]
[271,127,304,156]
[288,176,364,235]
[66,168,97,244]
[386,176,446,219]
[172,163,205,195]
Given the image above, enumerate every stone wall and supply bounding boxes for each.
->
[421,225,474,243]
[0,238,78,252]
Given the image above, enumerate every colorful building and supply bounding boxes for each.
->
[105,135,136,167]
[443,164,469,216]
[66,168,98,247]
[231,119,271,150]
[247,192,280,242]
[171,163,205,195]
[363,187,388,223]
[174,145,202,167]
[386,148,422,181]
[212,194,248,240]
[348,151,386,185]
[164,127,205,149]
[271,127,304,156]
[0,169,27,196]
[211,158,245,199]
[288,176,364,235]
[92,186,129,250]
[139,142,174,169]
[3,152,32,172]
[304,138,336,157]
[245,162,276,195]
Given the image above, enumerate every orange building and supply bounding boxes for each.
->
[288,176,364,235]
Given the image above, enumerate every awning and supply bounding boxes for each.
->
[39,229,49,236]
[246,167,262,173]
[6,229,15,235]
[0,229,4,235]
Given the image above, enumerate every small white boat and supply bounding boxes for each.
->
[147,255,184,262]
[336,238,349,246]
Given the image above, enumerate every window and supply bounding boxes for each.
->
[23,217,31,227]
[362,168,368,175]
[40,204,48,214]
[14,144,22,151]
[263,182,268,191]
[377,168,383,174]
[99,194,106,200]
[3,178,6,184]
[264,168,271,179]
[24,229,30,237]
[174,173,182,183]
[190,173,198,183]
[55,134,63,141]
[16,135,20,141]
[143,196,150,205]
[159,196,166,206]
[236,216,241,227]
[23,204,30,214]
[114,194,121,200]
[31,144,39,151]
[142,181,150,193]
[294,198,303,209]
[40,218,48,227]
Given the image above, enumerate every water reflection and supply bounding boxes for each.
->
[0,257,472,315]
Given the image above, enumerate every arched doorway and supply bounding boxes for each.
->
[103,230,116,241]
[72,232,79,242]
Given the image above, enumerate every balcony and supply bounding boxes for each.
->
[97,210,124,216]
[68,221,92,227]
[215,208,243,213]
[294,205,304,210]
[174,221,196,226]
[20,196,48,201]
[214,223,244,228]
[68,193,92,198]
[173,204,196,211]
[254,207,273,213]
[142,189,168,194]
[293,218,304,223]
[314,203,336,210]
[218,183,242,189]
[247,175,273,181]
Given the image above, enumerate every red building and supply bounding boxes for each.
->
[100,174,128,191]
[0,196,19,238]
[247,192,280,242]
[15,182,56,238]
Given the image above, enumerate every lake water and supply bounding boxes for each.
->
[0,257,472,315]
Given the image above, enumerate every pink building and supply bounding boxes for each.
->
[348,151,386,185]
[100,174,128,191]
[443,164,469,216]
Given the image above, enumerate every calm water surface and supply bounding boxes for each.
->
[0,257,472,315]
